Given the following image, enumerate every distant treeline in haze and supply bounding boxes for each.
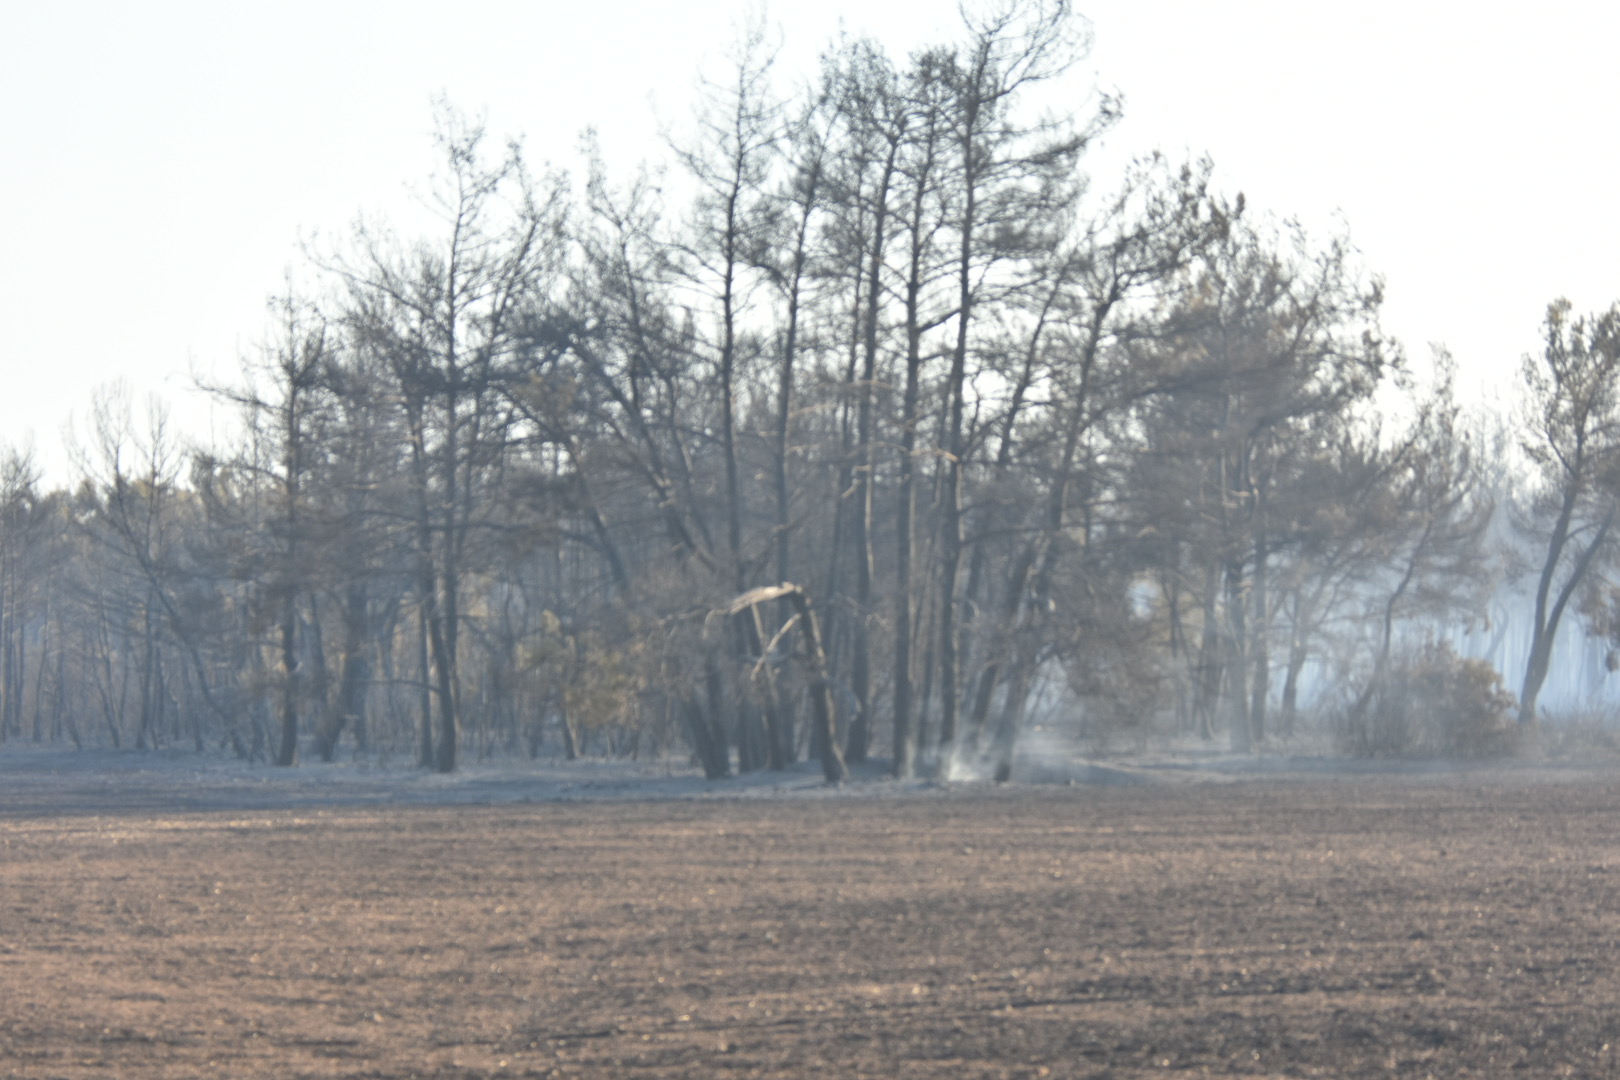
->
[2,0,1616,777]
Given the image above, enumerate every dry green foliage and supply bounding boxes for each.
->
[1335,641,1519,758]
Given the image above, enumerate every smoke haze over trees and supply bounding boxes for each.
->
[0,1,1608,775]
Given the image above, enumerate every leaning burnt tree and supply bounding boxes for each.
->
[1517,299,1620,724]
[716,584,848,784]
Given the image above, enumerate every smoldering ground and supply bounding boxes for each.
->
[4,748,1620,1078]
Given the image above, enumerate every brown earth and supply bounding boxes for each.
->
[4,768,1620,1078]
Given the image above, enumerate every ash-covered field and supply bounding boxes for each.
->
[3,750,1619,1078]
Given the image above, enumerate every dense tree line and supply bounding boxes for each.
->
[1,1,1605,775]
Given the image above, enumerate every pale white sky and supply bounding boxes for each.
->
[3,1,1616,481]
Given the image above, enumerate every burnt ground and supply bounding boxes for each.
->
[4,757,1620,1077]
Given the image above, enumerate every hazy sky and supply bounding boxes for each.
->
[3,1,1616,480]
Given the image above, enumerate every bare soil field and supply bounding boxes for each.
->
[4,753,1620,1077]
